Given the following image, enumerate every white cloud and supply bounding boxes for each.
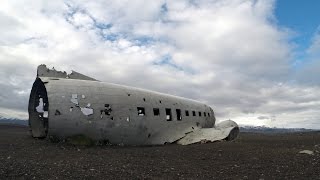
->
[0,0,319,129]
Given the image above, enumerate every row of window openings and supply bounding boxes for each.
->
[137,107,210,121]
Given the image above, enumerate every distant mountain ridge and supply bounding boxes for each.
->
[0,117,28,126]
[240,125,317,133]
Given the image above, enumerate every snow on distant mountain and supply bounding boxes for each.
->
[239,125,316,133]
[0,117,28,126]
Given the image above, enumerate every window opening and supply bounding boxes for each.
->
[165,108,172,121]
[185,110,189,116]
[137,107,145,116]
[153,108,160,116]
[192,111,196,116]
[176,109,182,121]
[204,112,206,117]
[199,112,202,117]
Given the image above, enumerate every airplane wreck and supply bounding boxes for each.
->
[28,65,239,145]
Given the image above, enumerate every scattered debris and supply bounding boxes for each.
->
[299,150,314,155]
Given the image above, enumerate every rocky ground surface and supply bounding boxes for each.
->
[0,125,319,179]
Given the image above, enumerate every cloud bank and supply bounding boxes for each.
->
[0,0,319,129]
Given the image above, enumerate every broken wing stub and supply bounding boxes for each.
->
[177,120,239,145]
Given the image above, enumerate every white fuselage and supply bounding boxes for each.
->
[28,65,238,145]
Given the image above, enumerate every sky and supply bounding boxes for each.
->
[0,0,319,129]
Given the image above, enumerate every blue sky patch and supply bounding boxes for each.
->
[275,0,320,66]
[153,54,183,71]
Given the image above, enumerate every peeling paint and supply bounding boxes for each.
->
[81,107,93,116]
[71,94,79,105]
[36,98,44,113]
[43,111,48,118]
[72,94,77,99]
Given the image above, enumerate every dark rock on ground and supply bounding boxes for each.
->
[0,125,319,179]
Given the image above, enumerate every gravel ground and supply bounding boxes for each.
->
[0,125,319,179]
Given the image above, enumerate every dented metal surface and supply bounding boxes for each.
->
[28,64,239,145]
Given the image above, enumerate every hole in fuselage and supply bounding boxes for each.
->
[28,78,49,138]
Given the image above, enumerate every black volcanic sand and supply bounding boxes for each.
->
[0,125,319,180]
